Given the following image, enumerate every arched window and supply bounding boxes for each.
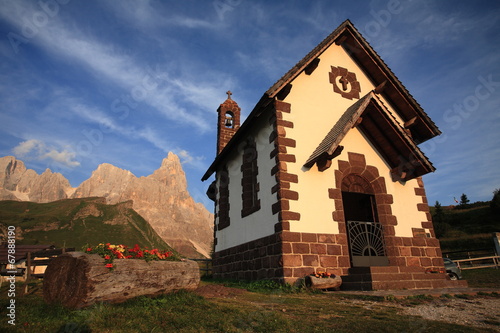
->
[241,137,260,217]
[217,167,230,230]
[224,112,234,128]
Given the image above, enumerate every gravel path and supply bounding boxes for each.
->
[353,296,500,331]
[399,297,500,331]
[196,284,500,330]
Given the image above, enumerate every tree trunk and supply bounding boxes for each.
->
[43,252,200,308]
[305,275,342,290]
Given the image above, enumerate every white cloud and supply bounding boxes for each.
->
[105,1,220,31]
[12,139,80,167]
[12,139,42,156]
[70,103,181,155]
[177,149,203,167]
[41,149,80,168]
[0,2,224,133]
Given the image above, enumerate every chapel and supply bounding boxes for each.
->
[203,20,467,290]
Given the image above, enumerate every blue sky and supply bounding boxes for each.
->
[0,0,499,209]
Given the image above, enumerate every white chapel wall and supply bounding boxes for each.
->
[215,116,278,251]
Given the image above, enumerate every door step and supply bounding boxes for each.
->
[340,266,468,291]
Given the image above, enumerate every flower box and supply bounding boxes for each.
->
[43,252,200,308]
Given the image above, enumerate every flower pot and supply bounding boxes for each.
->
[305,275,342,290]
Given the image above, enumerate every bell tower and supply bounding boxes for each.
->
[217,91,241,154]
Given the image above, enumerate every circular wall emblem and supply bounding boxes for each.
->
[329,66,361,100]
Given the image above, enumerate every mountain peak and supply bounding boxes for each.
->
[161,152,181,168]
[0,154,213,258]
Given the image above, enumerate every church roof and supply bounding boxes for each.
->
[304,91,435,181]
[202,19,440,181]
[304,93,373,168]
[266,19,440,143]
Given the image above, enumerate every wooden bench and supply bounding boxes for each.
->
[25,248,75,280]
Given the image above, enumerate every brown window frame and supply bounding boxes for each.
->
[217,167,230,230]
[241,137,260,217]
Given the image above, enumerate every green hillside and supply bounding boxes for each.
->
[0,198,178,255]
[431,201,500,253]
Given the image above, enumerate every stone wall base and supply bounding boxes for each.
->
[213,231,459,291]
[341,266,468,291]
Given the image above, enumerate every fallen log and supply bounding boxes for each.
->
[43,252,200,308]
[305,275,342,290]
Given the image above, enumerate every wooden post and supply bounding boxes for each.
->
[24,252,32,294]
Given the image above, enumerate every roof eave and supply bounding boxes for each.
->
[304,92,435,180]
[266,20,440,142]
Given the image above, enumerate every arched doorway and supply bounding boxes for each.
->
[341,174,388,267]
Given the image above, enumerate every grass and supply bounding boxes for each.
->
[1,278,497,333]
[0,198,175,253]
[204,277,310,294]
[432,203,500,253]
[462,268,500,288]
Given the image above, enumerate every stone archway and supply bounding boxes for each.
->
[329,152,398,267]
[341,174,388,266]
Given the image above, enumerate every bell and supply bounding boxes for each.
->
[225,117,233,127]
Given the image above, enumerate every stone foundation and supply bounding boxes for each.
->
[213,230,452,289]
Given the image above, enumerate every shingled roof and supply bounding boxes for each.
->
[202,19,440,181]
[304,92,373,168]
[304,91,435,181]
[266,19,439,143]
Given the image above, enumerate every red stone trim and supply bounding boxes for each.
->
[414,177,439,241]
[269,101,300,232]
[329,153,444,272]
[217,98,241,154]
[329,66,361,100]
[331,152,397,265]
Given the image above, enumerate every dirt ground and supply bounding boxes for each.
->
[350,296,500,332]
[194,284,248,298]
[195,284,500,331]
[398,297,500,331]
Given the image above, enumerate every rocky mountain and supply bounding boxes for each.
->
[0,154,213,258]
[0,156,74,202]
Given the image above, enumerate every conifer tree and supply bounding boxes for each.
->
[491,188,500,214]
[458,193,470,208]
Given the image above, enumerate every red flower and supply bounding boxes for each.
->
[86,248,92,252]
[105,263,113,268]
[104,255,111,260]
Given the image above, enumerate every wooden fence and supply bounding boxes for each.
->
[453,256,499,270]
[189,258,212,277]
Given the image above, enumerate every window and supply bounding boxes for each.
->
[241,137,260,217]
[224,112,234,128]
[217,167,230,230]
